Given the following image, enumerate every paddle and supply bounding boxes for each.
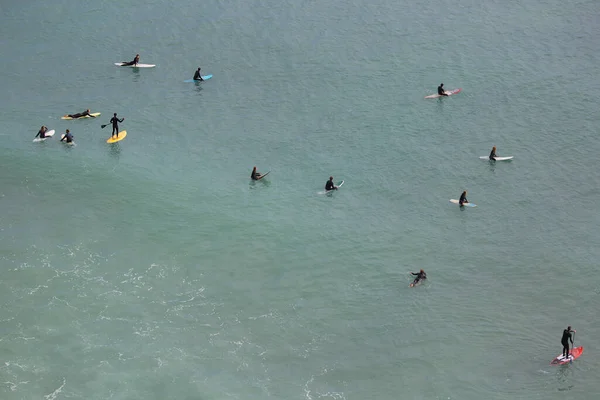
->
[570,331,576,363]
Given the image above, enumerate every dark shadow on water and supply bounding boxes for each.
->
[107,143,121,160]
[249,179,271,189]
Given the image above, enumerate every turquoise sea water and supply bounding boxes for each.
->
[1,0,600,398]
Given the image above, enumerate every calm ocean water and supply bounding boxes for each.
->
[1,0,600,398]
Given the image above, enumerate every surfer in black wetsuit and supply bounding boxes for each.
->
[122,54,140,66]
[60,129,73,143]
[438,83,448,96]
[459,190,468,206]
[489,146,497,160]
[68,109,95,119]
[251,166,262,180]
[193,67,204,81]
[34,126,48,139]
[410,269,427,286]
[109,113,125,137]
[325,176,338,191]
[561,326,575,358]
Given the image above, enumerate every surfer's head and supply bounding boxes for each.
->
[568,325,572,330]
[492,146,496,151]
[198,67,201,70]
[114,113,117,116]
[440,83,444,86]
[87,109,91,112]
[66,129,70,133]
[329,176,333,180]
[420,269,424,273]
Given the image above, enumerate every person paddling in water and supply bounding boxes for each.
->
[193,67,204,81]
[325,176,338,191]
[34,126,48,139]
[410,269,427,287]
[459,190,468,206]
[109,113,124,137]
[60,129,74,143]
[489,146,498,160]
[67,109,95,119]
[251,166,263,180]
[122,54,140,66]
[438,83,448,96]
[561,326,575,359]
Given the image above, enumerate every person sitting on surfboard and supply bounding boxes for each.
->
[109,113,125,137]
[561,326,575,359]
[193,67,204,81]
[35,126,48,139]
[489,146,497,160]
[60,129,74,143]
[122,54,140,66]
[410,269,427,287]
[438,83,448,96]
[459,191,468,206]
[325,177,338,191]
[251,166,263,180]
[67,109,95,119]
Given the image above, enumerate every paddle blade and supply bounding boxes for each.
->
[101,124,107,128]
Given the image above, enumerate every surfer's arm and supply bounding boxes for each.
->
[118,118,124,123]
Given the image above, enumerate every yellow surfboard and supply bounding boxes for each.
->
[107,130,127,143]
[61,112,101,120]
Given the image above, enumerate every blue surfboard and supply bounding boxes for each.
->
[184,75,212,83]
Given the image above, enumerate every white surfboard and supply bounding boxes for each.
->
[114,62,156,68]
[318,180,344,195]
[479,156,513,161]
[33,129,55,142]
[449,199,477,207]
[425,88,462,99]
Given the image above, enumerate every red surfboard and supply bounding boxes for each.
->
[550,346,584,365]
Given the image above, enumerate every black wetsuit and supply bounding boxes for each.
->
[489,149,497,160]
[459,193,468,205]
[438,85,448,96]
[411,271,427,285]
[61,132,73,143]
[561,329,574,358]
[122,56,139,66]
[251,170,261,180]
[193,70,203,81]
[110,116,124,136]
[325,180,336,191]
[68,111,91,119]
[35,129,47,139]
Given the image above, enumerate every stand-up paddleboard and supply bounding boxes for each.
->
[255,171,270,180]
[33,130,55,142]
[550,346,583,365]
[114,62,156,68]
[107,130,127,143]
[184,75,213,83]
[425,88,461,99]
[61,113,101,120]
[449,199,476,207]
[479,156,513,161]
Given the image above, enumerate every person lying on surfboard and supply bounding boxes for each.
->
[121,54,140,66]
[561,326,575,359]
[410,269,427,287]
[489,146,497,160]
[60,129,74,143]
[67,109,95,119]
[459,191,468,206]
[193,67,204,81]
[35,126,48,139]
[251,166,263,180]
[438,83,449,96]
[325,177,338,191]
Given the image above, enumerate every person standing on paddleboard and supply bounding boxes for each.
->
[122,54,140,66]
[34,126,48,139]
[489,146,497,160]
[109,113,125,138]
[410,269,427,287]
[561,326,576,358]
[60,129,74,143]
[193,67,204,81]
[325,177,338,191]
[459,191,468,206]
[438,83,448,96]
[251,166,263,180]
